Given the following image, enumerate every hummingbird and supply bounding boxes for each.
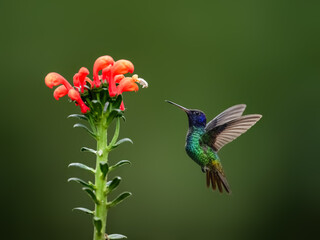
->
[166,100,262,194]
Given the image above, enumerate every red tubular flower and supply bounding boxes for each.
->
[45,73,73,90]
[74,72,93,91]
[114,74,125,83]
[53,85,68,100]
[77,67,90,93]
[73,73,80,88]
[117,77,139,94]
[112,60,134,75]
[104,60,135,97]
[45,55,147,114]
[85,77,93,86]
[93,56,114,88]
[68,89,90,113]
[120,101,125,111]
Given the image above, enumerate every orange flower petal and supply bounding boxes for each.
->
[93,56,114,87]
[112,60,134,75]
[117,77,139,94]
[45,72,73,90]
[53,85,68,100]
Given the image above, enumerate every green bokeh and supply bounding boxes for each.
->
[1,0,319,239]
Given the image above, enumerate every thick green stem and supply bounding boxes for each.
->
[93,117,109,240]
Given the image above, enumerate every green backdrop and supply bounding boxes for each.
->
[1,0,319,239]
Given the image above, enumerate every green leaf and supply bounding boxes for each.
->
[106,177,121,192]
[93,217,102,234]
[108,234,127,239]
[80,147,97,155]
[83,187,99,204]
[68,163,95,174]
[91,99,103,112]
[68,177,95,190]
[110,160,131,171]
[113,94,123,109]
[68,114,88,121]
[99,161,109,178]
[112,138,133,149]
[72,207,93,215]
[108,192,132,208]
[107,109,123,125]
[73,123,96,138]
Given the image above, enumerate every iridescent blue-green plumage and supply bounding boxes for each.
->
[166,100,262,194]
[185,126,219,166]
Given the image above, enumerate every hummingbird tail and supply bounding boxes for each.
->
[206,163,231,194]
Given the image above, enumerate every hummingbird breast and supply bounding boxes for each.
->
[185,127,218,167]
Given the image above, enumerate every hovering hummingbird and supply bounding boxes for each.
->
[166,100,262,194]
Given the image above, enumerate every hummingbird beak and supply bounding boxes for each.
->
[165,100,190,112]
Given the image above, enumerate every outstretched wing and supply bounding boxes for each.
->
[205,104,247,131]
[202,114,262,152]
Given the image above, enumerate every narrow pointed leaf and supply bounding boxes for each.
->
[73,123,96,138]
[112,138,133,148]
[99,161,109,178]
[108,234,127,239]
[68,163,95,174]
[113,94,123,109]
[83,187,99,204]
[68,114,88,121]
[93,217,102,234]
[108,192,132,208]
[80,147,97,155]
[68,177,95,189]
[110,160,131,171]
[72,207,93,215]
[106,177,121,192]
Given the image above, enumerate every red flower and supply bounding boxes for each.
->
[45,72,90,113]
[103,60,134,97]
[68,89,90,113]
[53,85,68,100]
[117,77,139,94]
[116,74,148,110]
[45,73,73,90]
[93,56,114,88]
[73,67,92,92]
[45,55,147,114]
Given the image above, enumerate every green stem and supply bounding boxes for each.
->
[93,117,109,240]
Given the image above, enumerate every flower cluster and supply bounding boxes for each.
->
[45,55,148,113]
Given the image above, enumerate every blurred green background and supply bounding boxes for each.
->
[1,0,319,239]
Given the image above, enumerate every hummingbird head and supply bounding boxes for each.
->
[166,100,206,128]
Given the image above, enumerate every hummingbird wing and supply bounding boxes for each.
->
[202,114,262,152]
[205,104,247,131]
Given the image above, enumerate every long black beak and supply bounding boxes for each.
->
[165,100,190,112]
